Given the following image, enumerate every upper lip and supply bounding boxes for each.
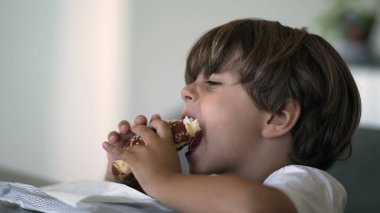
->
[181,113,195,120]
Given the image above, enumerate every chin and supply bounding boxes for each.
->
[188,162,214,175]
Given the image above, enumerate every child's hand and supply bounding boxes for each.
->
[103,114,161,182]
[103,117,182,194]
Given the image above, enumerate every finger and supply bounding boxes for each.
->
[117,120,136,147]
[118,120,130,134]
[149,114,161,123]
[107,131,121,144]
[108,131,119,141]
[134,115,148,126]
[149,119,173,141]
[131,125,157,146]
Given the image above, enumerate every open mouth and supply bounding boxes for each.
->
[181,115,203,155]
[186,132,202,155]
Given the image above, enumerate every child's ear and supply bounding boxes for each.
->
[262,99,301,139]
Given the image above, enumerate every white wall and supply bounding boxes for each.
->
[0,0,130,183]
[0,0,379,184]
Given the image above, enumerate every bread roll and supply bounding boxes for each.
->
[112,117,201,182]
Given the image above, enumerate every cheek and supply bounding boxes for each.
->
[202,96,253,132]
[201,101,249,151]
[201,92,263,148]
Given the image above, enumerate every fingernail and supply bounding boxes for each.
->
[120,125,128,134]
[109,134,118,142]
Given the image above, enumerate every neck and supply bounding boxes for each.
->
[237,136,294,183]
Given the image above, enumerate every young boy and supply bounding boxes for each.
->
[103,18,361,212]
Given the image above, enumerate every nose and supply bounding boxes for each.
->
[181,84,194,103]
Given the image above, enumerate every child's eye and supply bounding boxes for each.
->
[205,80,221,86]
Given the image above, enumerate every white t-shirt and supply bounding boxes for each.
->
[263,165,346,213]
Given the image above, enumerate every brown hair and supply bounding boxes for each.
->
[185,18,361,170]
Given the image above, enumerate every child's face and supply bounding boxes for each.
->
[181,67,268,176]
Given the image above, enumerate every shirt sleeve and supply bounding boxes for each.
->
[263,165,346,213]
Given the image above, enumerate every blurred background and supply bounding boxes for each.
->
[0,0,379,212]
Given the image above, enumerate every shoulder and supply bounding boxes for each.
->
[263,165,346,213]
